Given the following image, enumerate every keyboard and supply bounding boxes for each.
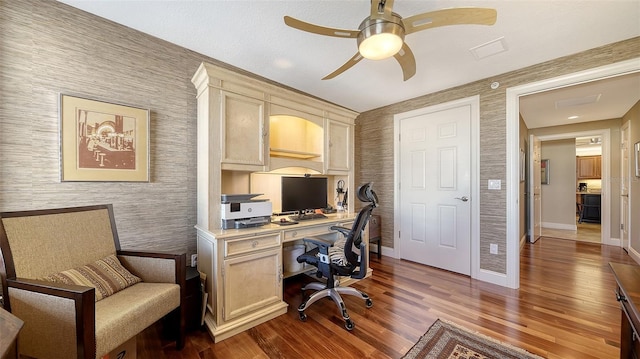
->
[289,213,327,221]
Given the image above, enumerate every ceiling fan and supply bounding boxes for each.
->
[284,0,497,81]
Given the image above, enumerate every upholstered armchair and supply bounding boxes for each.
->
[0,204,186,359]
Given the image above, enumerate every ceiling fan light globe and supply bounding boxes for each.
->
[359,33,403,60]
[357,16,405,60]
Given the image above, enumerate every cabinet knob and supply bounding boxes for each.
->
[252,240,258,248]
[616,291,627,302]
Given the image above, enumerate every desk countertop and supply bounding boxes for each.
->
[196,212,358,239]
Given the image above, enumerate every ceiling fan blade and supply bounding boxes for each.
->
[284,16,359,38]
[393,43,416,81]
[370,0,395,20]
[322,53,364,80]
[403,8,497,35]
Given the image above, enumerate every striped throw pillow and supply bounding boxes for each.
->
[41,254,141,301]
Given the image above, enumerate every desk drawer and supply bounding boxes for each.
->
[225,233,281,257]
[283,224,337,241]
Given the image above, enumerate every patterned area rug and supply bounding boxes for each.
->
[402,319,544,359]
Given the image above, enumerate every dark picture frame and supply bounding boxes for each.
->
[635,141,640,178]
[541,159,549,185]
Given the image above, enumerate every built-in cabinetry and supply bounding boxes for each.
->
[191,62,360,343]
[576,155,601,179]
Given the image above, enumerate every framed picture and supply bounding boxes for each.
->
[60,94,149,182]
[635,141,640,178]
[541,159,549,185]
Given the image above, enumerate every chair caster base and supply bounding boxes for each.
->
[345,318,355,331]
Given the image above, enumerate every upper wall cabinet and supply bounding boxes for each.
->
[221,91,267,170]
[577,155,601,179]
[325,116,352,174]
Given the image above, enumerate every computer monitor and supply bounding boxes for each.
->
[281,176,328,214]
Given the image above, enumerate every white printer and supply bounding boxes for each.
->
[220,194,272,229]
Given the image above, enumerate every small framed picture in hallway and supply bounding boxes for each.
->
[635,141,640,177]
[60,94,149,182]
[541,159,549,185]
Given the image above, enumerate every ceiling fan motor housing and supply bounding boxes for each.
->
[357,13,406,60]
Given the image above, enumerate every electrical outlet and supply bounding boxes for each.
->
[191,254,198,267]
[490,244,498,255]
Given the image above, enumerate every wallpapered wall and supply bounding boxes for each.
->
[0,1,299,257]
[1,1,639,278]
[355,37,640,274]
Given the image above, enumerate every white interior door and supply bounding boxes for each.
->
[621,122,630,250]
[529,135,542,243]
[398,105,471,275]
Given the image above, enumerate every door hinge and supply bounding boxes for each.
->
[621,223,625,230]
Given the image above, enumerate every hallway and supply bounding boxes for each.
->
[542,221,601,244]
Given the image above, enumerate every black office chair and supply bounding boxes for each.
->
[296,183,378,330]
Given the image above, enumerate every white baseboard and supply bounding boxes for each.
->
[628,246,640,265]
[542,222,577,231]
[603,236,620,247]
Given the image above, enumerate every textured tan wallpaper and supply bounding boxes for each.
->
[1,1,638,276]
[355,37,639,273]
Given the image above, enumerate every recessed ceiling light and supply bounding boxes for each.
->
[568,115,579,120]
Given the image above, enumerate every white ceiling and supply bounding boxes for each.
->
[57,0,640,123]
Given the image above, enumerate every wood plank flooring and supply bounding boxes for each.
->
[138,237,636,358]
[542,219,601,243]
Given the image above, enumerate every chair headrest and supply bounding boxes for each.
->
[357,183,378,207]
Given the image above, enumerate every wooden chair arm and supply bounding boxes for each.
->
[6,278,95,359]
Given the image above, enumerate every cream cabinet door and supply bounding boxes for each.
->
[220,91,267,170]
[326,119,351,173]
[222,247,282,321]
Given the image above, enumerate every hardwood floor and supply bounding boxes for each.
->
[542,219,602,244]
[138,238,636,358]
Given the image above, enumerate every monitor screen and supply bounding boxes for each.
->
[281,176,328,213]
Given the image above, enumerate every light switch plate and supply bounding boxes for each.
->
[488,179,501,190]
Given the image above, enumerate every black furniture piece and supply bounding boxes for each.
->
[609,263,640,359]
[296,183,378,330]
[578,194,601,223]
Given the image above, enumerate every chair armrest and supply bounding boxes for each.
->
[330,225,350,237]
[302,236,334,253]
[117,250,186,285]
[6,278,95,359]
[117,250,187,350]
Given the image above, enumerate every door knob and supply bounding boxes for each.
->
[455,196,469,202]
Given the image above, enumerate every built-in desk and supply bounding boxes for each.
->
[196,212,369,343]
[609,262,640,358]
